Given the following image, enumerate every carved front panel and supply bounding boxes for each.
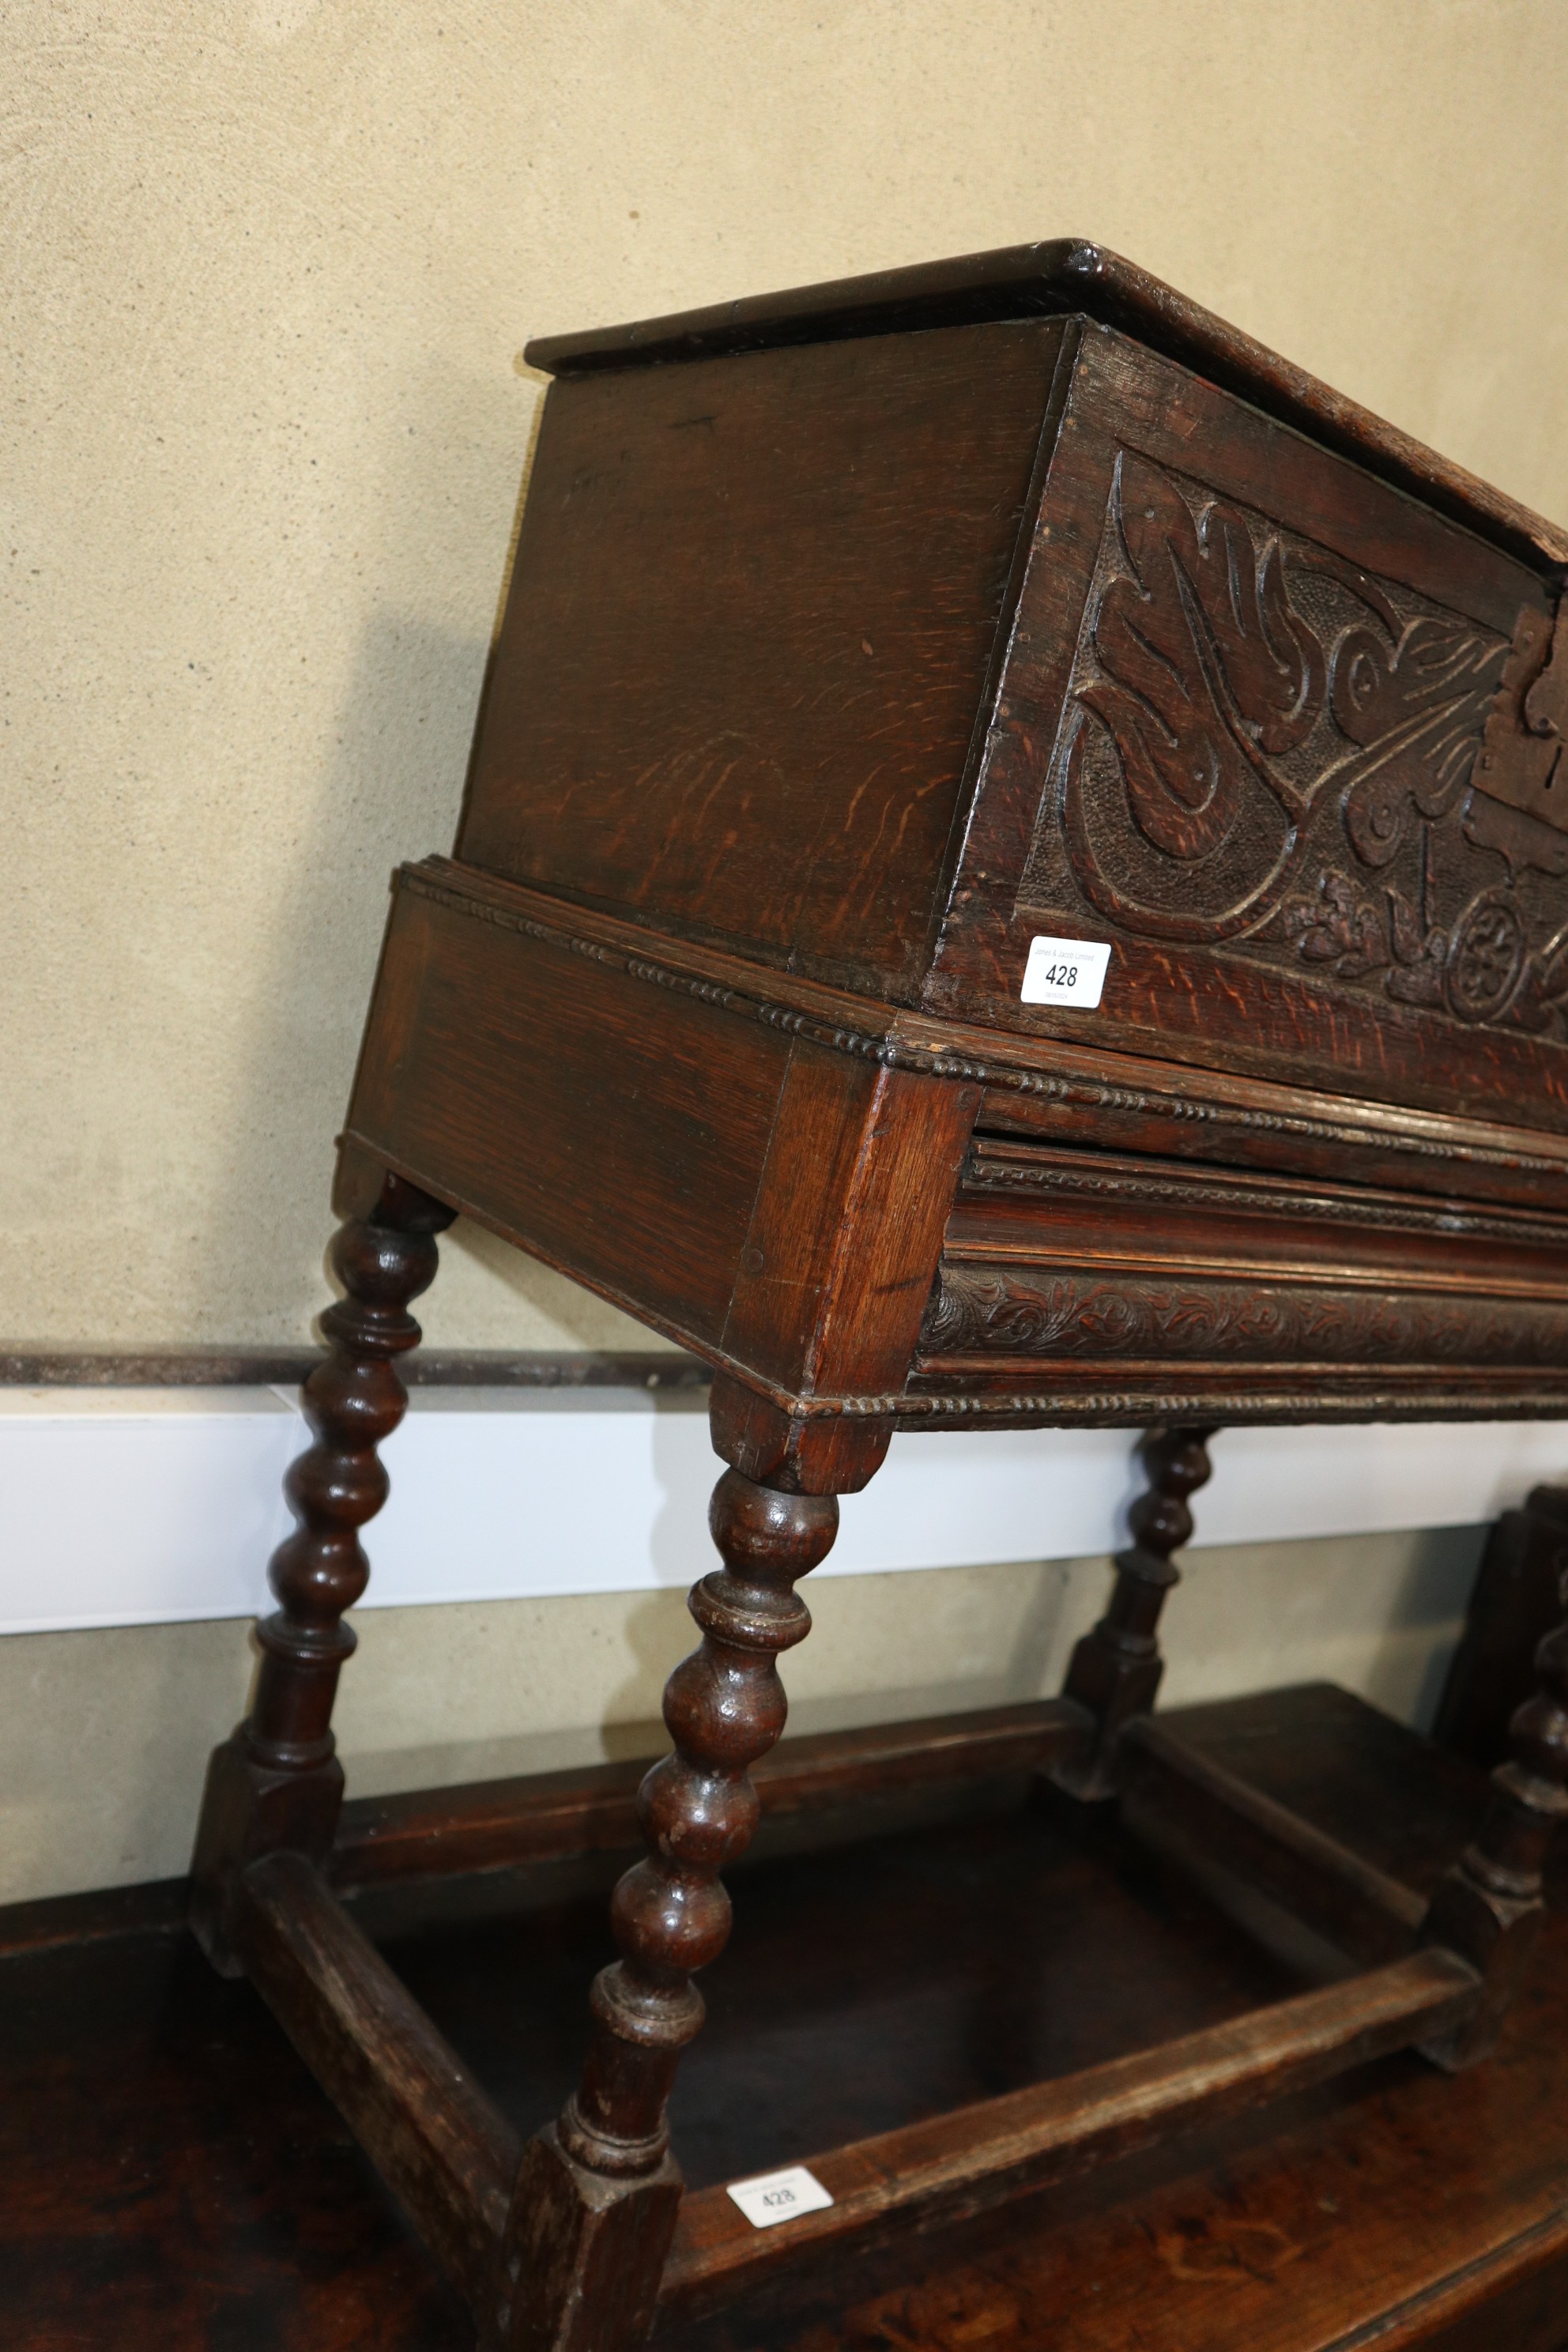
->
[1019,447,1568,1042]
[926,326,1568,1130]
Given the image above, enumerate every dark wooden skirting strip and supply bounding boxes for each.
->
[331,1699,1091,1890]
[657,1947,1481,2317]
[235,1851,518,2307]
[0,1875,188,1962]
[1120,1716,1428,1969]
[0,1346,710,1389]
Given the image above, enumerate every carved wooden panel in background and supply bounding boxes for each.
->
[1020,450,1568,1041]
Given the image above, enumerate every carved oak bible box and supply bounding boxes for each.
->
[192,242,1568,2350]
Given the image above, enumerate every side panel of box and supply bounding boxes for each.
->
[457,320,1068,1001]
[931,322,1568,1136]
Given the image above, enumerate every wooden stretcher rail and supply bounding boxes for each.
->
[1120,1716,1428,1969]
[235,1851,519,2309]
[657,1947,1482,2318]
[330,1698,1091,1889]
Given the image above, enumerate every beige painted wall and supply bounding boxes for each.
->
[5,1,1567,1348]
[0,1525,1483,1905]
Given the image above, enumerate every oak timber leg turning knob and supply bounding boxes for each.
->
[1423,1549,1568,2067]
[489,1467,839,2352]
[1053,1424,1216,1801]
[189,1168,454,1972]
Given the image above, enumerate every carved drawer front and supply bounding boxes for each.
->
[933,322,1568,1139]
[910,1136,1568,1424]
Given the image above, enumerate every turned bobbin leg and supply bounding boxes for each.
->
[1052,1424,1216,1801]
[1422,1573,1568,2068]
[487,1465,841,2352]
[190,1167,454,1973]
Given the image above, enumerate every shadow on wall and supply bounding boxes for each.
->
[1160,1524,1489,1732]
[195,600,475,1315]
[189,350,643,1349]
[196,630,648,1345]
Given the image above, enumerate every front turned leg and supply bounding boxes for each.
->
[1054,1424,1216,1801]
[488,1468,840,2352]
[1422,1566,1568,2068]
[190,1170,454,1971]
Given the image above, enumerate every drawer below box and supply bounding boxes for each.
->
[906,1136,1568,1423]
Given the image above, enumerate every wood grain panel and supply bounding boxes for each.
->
[722,1045,978,1399]
[458,321,1067,997]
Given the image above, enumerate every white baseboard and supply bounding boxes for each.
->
[2,1385,1567,1637]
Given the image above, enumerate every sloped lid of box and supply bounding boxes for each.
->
[525,238,1567,579]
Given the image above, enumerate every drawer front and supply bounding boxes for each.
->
[930,321,1568,1137]
[908,1136,1568,1423]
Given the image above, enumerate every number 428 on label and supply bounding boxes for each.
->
[1020,934,1112,1008]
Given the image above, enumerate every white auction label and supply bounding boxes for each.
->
[1020,933,1112,1008]
[725,2164,835,2230]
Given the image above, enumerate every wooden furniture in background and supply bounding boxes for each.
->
[190,239,1568,2350]
[1439,1483,1568,1771]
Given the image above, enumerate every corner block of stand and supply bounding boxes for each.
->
[486,2125,683,2352]
[1048,1640,1161,1804]
[187,1732,345,1975]
[1420,1865,1547,2070]
[707,1374,893,1496]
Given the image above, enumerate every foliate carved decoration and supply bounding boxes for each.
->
[918,1263,1568,1370]
[1020,447,1568,1039]
[1284,870,1568,1031]
[1477,605,1568,819]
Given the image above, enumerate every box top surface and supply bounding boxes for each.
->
[524,238,1567,580]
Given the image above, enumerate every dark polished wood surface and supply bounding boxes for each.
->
[9,1689,1568,2350]
[522,239,1568,576]
[190,241,1568,2347]
[1438,1482,1568,1772]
